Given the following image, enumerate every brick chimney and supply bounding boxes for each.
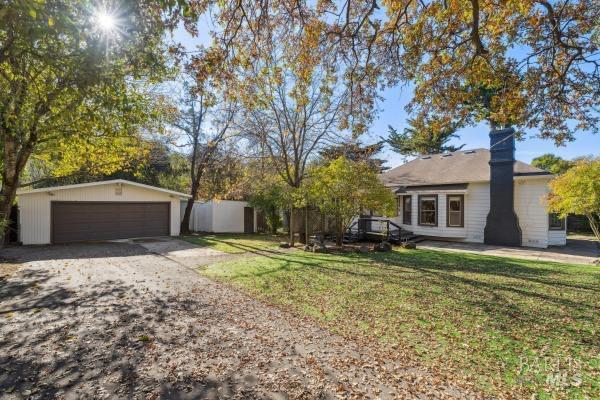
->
[484,127,522,246]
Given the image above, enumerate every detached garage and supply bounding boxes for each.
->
[17,179,191,245]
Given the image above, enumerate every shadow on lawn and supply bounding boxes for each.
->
[217,240,598,294]
[212,244,599,349]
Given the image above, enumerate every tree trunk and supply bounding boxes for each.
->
[180,181,199,235]
[0,182,18,244]
[335,217,343,247]
[305,206,309,245]
[289,204,295,246]
[586,213,600,242]
[0,136,32,244]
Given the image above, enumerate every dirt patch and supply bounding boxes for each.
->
[0,264,20,279]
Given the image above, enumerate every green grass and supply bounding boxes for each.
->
[200,247,600,399]
[180,233,285,254]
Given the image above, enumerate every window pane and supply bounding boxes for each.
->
[449,199,461,212]
[449,212,461,226]
[549,213,564,229]
[419,196,437,225]
[421,199,435,211]
[421,211,435,224]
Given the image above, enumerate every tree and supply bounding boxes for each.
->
[22,134,189,191]
[248,179,286,235]
[320,141,388,173]
[547,158,600,241]
[176,73,237,234]
[386,118,465,156]
[306,157,395,247]
[0,1,174,238]
[531,154,573,175]
[212,5,351,245]
[327,1,599,144]
[196,148,246,201]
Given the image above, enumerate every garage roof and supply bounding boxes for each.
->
[17,179,192,198]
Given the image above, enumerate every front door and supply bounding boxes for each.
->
[244,207,254,234]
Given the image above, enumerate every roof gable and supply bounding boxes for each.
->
[380,149,550,187]
[17,179,192,198]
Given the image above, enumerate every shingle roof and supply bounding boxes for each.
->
[379,148,550,188]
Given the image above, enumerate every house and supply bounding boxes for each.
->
[380,128,567,248]
[16,179,191,245]
[180,200,257,233]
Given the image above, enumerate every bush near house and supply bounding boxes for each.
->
[548,158,600,241]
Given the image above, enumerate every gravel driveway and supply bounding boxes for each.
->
[0,241,481,399]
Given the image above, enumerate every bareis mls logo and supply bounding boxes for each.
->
[516,355,583,390]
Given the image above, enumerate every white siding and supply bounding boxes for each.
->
[18,183,181,245]
[393,185,488,241]
[389,179,561,248]
[181,201,213,232]
[514,179,550,248]
[513,178,566,248]
[211,201,247,233]
[181,200,256,233]
[464,182,490,243]
[548,228,567,246]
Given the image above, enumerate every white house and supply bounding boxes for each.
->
[17,179,191,245]
[380,129,566,249]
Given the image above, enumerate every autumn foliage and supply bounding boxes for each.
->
[548,158,600,241]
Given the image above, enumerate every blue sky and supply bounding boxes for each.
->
[172,22,599,169]
[367,86,600,168]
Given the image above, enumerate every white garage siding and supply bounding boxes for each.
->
[180,201,213,232]
[180,200,256,233]
[18,181,187,245]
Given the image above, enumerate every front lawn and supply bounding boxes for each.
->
[200,247,600,399]
[180,233,285,254]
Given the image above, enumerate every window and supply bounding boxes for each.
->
[446,195,464,227]
[396,197,401,217]
[418,195,437,226]
[403,196,412,225]
[549,213,565,230]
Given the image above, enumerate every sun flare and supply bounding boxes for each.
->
[96,12,116,32]
[91,4,122,39]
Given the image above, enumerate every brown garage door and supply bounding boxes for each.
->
[51,202,170,243]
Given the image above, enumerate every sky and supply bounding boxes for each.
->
[171,19,599,170]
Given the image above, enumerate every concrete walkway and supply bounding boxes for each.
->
[418,236,599,265]
[132,237,239,268]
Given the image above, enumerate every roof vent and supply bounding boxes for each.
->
[441,153,452,157]
[420,156,431,160]
[464,150,475,154]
